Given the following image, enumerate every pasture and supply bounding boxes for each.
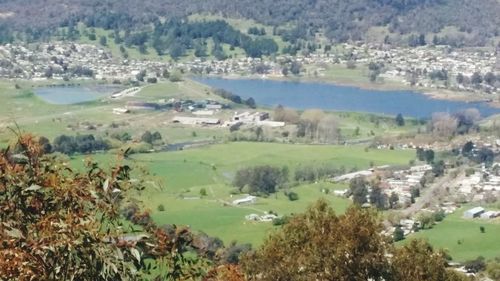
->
[74,142,414,245]
[403,207,500,262]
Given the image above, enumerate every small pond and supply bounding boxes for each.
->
[34,85,121,105]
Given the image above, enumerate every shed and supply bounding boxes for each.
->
[480,211,500,219]
[463,207,485,219]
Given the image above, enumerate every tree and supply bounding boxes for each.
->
[389,192,399,209]
[484,72,496,86]
[370,186,387,210]
[99,35,107,46]
[136,70,146,82]
[471,72,483,85]
[0,134,209,280]
[474,147,494,165]
[464,256,486,273]
[290,61,302,75]
[242,200,390,281]
[141,131,153,144]
[281,67,289,76]
[200,188,207,197]
[245,97,256,109]
[287,191,299,201]
[431,112,458,137]
[350,177,368,205]
[168,70,183,82]
[391,240,467,281]
[395,113,405,126]
[317,115,340,143]
[462,141,474,156]
[242,199,466,281]
[393,226,405,242]
[299,109,326,140]
[273,105,299,123]
[424,149,435,164]
[432,160,445,177]
[37,136,52,154]
[233,165,288,195]
[417,212,435,229]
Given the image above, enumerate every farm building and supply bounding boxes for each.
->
[232,112,269,123]
[257,120,286,127]
[463,207,485,219]
[232,195,257,205]
[172,116,220,125]
[192,110,215,116]
[206,104,223,110]
[480,211,500,219]
[332,170,373,182]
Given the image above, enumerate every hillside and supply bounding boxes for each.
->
[0,0,499,46]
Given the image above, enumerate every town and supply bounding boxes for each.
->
[1,41,500,104]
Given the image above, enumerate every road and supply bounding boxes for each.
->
[401,170,463,217]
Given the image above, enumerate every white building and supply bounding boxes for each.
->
[463,207,485,219]
[172,116,220,125]
[232,195,257,205]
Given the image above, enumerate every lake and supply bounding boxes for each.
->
[196,78,500,118]
[34,85,120,105]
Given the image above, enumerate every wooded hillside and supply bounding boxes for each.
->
[0,0,499,46]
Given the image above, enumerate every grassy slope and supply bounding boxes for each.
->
[75,142,414,245]
[403,207,500,262]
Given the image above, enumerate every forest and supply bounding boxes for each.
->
[0,0,499,46]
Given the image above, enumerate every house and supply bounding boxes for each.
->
[232,195,257,205]
[463,207,485,219]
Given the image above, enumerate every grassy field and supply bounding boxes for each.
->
[403,207,500,262]
[73,142,414,245]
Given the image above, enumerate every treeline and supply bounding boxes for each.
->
[233,165,289,195]
[428,108,481,137]
[1,0,499,46]
[214,88,256,108]
[36,130,164,156]
[52,134,109,155]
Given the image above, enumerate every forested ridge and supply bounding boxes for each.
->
[0,0,499,46]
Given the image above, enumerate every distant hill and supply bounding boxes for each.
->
[0,0,499,46]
